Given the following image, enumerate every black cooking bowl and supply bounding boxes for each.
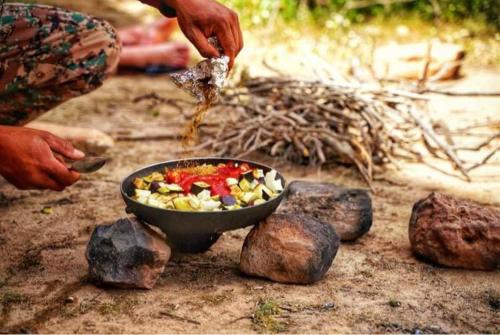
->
[121,157,286,253]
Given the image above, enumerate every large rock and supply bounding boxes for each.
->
[409,192,500,270]
[86,218,171,289]
[240,213,340,284]
[279,181,372,241]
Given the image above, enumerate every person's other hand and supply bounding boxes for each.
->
[169,0,243,70]
[0,126,84,191]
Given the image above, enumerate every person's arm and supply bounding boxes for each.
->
[139,0,243,70]
[0,126,83,191]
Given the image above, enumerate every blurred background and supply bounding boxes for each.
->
[15,0,499,75]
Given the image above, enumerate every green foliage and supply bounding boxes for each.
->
[0,291,28,307]
[221,0,499,28]
[252,298,286,333]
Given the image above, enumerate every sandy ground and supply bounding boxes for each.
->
[0,65,499,333]
[0,2,499,330]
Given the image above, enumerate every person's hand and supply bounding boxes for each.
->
[166,0,243,70]
[0,126,84,191]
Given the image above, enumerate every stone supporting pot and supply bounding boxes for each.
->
[86,217,171,289]
[240,213,340,284]
[279,181,372,241]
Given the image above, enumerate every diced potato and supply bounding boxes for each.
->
[200,200,221,211]
[226,177,238,186]
[253,169,264,179]
[253,199,266,206]
[188,196,201,209]
[197,189,212,200]
[135,189,151,198]
[239,178,252,192]
[147,197,167,209]
[224,204,241,211]
[173,197,194,211]
[272,179,283,192]
[241,192,257,204]
[265,170,283,192]
[250,179,259,190]
[254,184,273,200]
[230,185,243,197]
[133,178,148,190]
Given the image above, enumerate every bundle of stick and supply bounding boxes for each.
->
[194,76,496,188]
[133,76,498,189]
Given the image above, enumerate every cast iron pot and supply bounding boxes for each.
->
[121,157,286,253]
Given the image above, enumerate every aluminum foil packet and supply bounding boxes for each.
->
[169,37,229,103]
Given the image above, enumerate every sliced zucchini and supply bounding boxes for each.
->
[157,187,171,195]
[166,183,184,192]
[143,172,164,183]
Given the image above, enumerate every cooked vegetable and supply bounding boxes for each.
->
[173,197,195,211]
[240,170,255,182]
[165,184,184,192]
[191,181,211,195]
[221,195,237,206]
[132,161,283,212]
[239,178,252,192]
[150,181,161,193]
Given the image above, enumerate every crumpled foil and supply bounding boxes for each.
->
[169,37,229,103]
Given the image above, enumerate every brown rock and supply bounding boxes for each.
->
[240,213,340,284]
[86,217,171,289]
[409,192,500,270]
[279,181,372,241]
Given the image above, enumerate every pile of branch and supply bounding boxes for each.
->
[134,77,498,189]
[196,77,497,188]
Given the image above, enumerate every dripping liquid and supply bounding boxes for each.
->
[182,81,218,146]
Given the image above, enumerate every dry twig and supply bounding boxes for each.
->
[135,76,498,187]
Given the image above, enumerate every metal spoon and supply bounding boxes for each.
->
[69,156,107,174]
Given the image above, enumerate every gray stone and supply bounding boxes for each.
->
[409,192,500,270]
[86,217,171,289]
[279,181,372,241]
[240,213,340,284]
